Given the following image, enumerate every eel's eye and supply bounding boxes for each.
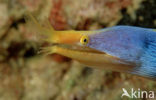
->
[80,35,89,45]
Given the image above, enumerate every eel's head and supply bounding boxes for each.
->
[26,13,153,79]
[44,28,139,73]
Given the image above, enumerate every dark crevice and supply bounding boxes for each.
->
[11,17,26,29]
[0,17,26,40]
[118,0,156,28]
[6,41,37,60]
[24,47,37,58]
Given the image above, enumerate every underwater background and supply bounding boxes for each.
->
[0,0,156,100]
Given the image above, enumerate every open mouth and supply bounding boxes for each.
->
[48,43,132,64]
[51,43,106,54]
[43,43,137,66]
[41,43,137,73]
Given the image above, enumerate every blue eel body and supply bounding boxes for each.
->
[86,26,156,79]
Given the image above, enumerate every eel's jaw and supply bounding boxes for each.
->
[47,44,136,73]
[43,44,156,80]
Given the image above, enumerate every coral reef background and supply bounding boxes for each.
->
[0,0,156,100]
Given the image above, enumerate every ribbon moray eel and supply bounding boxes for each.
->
[26,13,156,80]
